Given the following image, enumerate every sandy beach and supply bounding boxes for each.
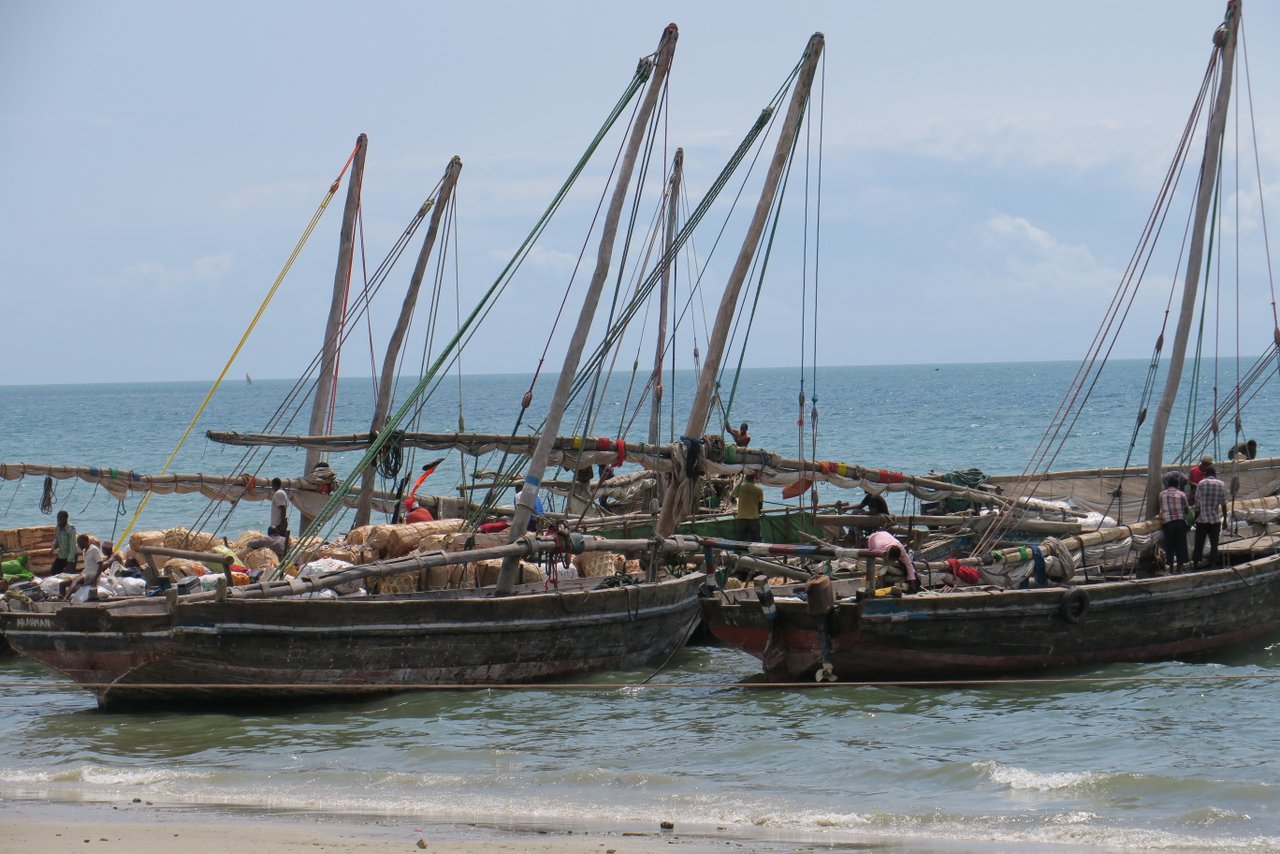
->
[0,799,823,854]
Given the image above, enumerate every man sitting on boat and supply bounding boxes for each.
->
[62,534,104,602]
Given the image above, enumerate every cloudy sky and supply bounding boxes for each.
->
[3,0,1277,386]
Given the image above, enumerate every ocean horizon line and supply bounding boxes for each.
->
[5,353,1262,390]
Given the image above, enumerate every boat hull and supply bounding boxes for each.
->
[2,574,705,708]
[700,556,1280,680]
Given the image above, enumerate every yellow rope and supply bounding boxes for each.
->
[116,181,343,545]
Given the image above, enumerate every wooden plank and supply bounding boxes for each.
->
[1218,533,1280,556]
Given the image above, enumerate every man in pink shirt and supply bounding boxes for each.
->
[865,530,920,593]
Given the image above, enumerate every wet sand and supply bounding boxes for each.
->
[0,799,812,854]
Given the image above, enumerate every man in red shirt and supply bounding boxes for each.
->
[404,497,434,524]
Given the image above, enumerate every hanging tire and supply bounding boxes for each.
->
[1059,587,1090,624]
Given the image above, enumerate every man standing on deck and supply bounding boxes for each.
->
[732,471,764,543]
[726,421,751,448]
[269,478,290,539]
[1157,471,1190,573]
[51,510,77,574]
[1192,464,1229,569]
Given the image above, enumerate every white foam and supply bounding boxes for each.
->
[976,760,1096,792]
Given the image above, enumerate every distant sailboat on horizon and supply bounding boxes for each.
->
[245,372,253,385]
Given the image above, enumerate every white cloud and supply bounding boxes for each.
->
[847,185,956,221]
[122,254,233,288]
[846,113,1150,178]
[978,214,1117,294]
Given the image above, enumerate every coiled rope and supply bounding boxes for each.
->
[39,476,54,515]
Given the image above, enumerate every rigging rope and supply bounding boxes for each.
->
[974,47,1219,548]
[809,56,825,508]
[275,60,657,567]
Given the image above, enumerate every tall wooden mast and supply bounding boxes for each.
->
[648,148,683,446]
[1143,1,1241,517]
[302,132,367,530]
[353,156,463,528]
[495,25,679,595]
[654,33,825,539]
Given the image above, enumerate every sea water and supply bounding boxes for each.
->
[1,362,1278,851]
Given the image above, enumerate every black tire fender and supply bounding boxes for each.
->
[1059,587,1090,624]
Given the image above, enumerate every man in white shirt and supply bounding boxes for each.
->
[269,477,289,537]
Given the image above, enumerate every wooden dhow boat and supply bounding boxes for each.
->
[695,0,1280,681]
[0,533,709,708]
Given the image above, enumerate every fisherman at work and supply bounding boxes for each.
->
[726,421,751,448]
[1157,471,1190,573]
[513,484,545,535]
[268,478,289,537]
[403,496,434,524]
[51,510,77,574]
[732,471,764,542]
[856,489,890,516]
[1192,463,1229,569]
[865,529,920,594]
[1229,439,1258,460]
